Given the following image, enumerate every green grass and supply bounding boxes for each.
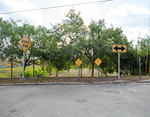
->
[0,65,42,78]
[0,65,119,78]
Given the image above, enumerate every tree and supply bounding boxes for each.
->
[137,35,150,75]
[0,18,39,76]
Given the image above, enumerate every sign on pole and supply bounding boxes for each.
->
[94,58,102,66]
[18,36,32,53]
[75,58,83,67]
[18,36,32,79]
[112,44,127,79]
[112,45,127,53]
[94,58,102,79]
[75,58,83,80]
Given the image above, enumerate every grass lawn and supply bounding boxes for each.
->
[0,65,118,78]
[0,65,41,78]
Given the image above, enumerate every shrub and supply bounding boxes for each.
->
[19,70,33,78]
[34,69,45,77]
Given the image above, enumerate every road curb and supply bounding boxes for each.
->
[1,80,150,86]
[137,80,150,83]
[93,81,113,84]
[0,82,88,86]
[113,80,130,83]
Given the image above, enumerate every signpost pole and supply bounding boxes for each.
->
[78,66,80,80]
[75,58,83,80]
[118,52,120,79]
[18,36,32,80]
[22,52,25,79]
[98,66,100,80]
[139,58,141,79]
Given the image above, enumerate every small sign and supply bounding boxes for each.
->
[112,45,127,53]
[94,58,102,66]
[75,58,83,66]
[18,36,32,52]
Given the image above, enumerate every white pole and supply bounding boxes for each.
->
[22,52,25,79]
[118,52,120,79]
[78,66,80,80]
[98,66,100,80]
[139,58,141,79]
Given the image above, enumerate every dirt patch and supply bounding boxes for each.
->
[0,76,150,84]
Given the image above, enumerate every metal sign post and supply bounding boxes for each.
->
[75,58,83,80]
[18,36,32,79]
[98,66,100,80]
[139,58,141,79]
[94,58,102,80]
[118,53,120,79]
[78,66,80,80]
[22,52,25,78]
[112,45,127,80]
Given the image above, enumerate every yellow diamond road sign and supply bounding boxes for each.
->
[75,58,83,66]
[18,36,32,53]
[94,58,102,66]
[112,45,127,53]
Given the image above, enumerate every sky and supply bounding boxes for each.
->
[0,0,149,45]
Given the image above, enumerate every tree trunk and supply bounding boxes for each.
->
[91,61,94,77]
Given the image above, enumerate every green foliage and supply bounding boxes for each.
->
[100,55,115,77]
[19,70,33,78]
[34,70,45,77]
[46,61,53,75]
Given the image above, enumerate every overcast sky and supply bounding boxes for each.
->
[0,0,149,45]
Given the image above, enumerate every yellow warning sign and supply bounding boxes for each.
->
[94,58,102,66]
[18,36,32,53]
[75,58,83,66]
[112,45,127,53]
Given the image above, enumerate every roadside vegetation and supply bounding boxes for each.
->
[0,65,107,78]
[0,8,150,78]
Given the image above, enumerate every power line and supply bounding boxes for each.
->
[0,0,112,15]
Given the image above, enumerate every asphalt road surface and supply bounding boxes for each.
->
[0,83,150,117]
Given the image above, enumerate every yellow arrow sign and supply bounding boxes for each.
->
[75,58,83,66]
[94,58,102,66]
[18,36,32,53]
[112,45,127,53]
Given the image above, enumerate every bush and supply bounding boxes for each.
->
[19,70,33,78]
[34,69,45,77]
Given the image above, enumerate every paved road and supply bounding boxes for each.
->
[0,83,150,117]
